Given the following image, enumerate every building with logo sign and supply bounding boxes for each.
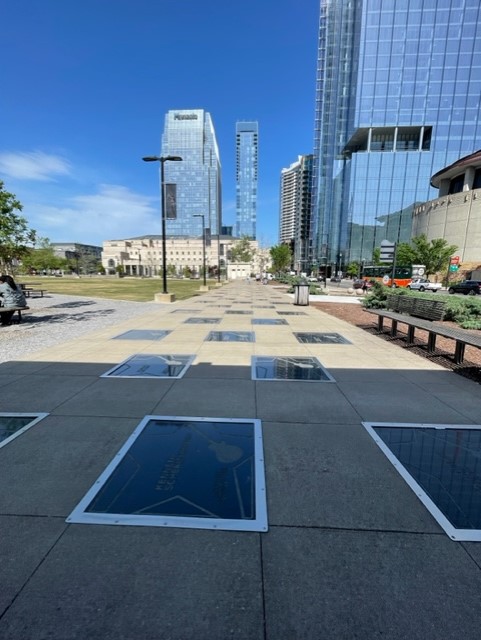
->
[235,121,258,239]
[311,0,481,267]
[413,149,481,266]
[161,109,222,238]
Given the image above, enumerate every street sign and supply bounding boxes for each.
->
[449,265,459,272]
[450,256,460,265]
[380,240,395,263]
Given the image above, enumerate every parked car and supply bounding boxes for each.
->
[352,279,373,290]
[448,280,481,295]
[407,278,442,292]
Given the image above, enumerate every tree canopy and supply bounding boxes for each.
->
[20,237,67,274]
[396,235,457,276]
[269,243,292,273]
[0,181,37,273]
[229,236,256,263]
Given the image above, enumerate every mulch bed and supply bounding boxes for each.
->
[311,301,481,385]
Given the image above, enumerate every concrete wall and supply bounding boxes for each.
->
[413,188,481,262]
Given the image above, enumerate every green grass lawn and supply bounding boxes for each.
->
[18,276,223,302]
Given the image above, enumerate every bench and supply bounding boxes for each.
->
[365,294,481,364]
[0,306,30,324]
[23,288,47,298]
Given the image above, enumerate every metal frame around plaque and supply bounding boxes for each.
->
[0,413,49,450]
[67,415,268,532]
[363,422,481,542]
[251,356,335,382]
[101,354,195,379]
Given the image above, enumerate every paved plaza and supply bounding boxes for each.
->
[1,281,481,640]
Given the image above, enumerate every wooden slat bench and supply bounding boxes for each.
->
[0,306,30,324]
[365,295,481,364]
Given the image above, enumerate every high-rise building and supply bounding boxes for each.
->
[235,121,258,238]
[279,155,314,273]
[311,0,481,269]
[161,109,222,236]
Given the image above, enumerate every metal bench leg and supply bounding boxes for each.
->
[407,326,415,344]
[390,320,398,337]
[454,342,465,364]
[427,332,437,353]
[377,316,384,332]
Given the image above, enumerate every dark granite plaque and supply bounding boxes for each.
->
[295,332,351,344]
[67,417,267,532]
[225,310,253,315]
[251,318,288,325]
[369,424,481,539]
[112,330,171,341]
[277,312,308,316]
[252,356,334,381]
[206,331,255,342]
[184,317,221,324]
[0,414,47,448]
[102,354,194,379]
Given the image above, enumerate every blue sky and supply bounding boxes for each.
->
[1,0,319,248]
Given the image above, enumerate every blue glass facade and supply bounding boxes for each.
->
[161,109,222,236]
[236,121,258,238]
[312,0,481,267]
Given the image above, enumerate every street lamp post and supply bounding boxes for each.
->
[193,214,207,287]
[142,155,183,299]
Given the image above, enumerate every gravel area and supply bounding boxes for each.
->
[0,294,158,363]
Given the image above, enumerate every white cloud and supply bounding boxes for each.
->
[29,184,159,245]
[0,151,71,181]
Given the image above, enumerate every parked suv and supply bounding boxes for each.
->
[447,280,481,295]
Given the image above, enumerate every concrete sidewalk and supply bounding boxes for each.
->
[1,281,481,640]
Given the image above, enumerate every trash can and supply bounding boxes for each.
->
[293,283,310,306]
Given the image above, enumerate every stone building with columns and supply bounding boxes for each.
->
[102,235,271,280]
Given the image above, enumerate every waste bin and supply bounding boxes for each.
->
[293,283,310,306]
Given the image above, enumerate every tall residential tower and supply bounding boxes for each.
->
[161,109,222,237]
[311,0,481,268]
[279,155,314,274]
[235,121,258,238]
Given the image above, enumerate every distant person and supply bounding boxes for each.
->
[0,274,27,326]
[362,280,368,293]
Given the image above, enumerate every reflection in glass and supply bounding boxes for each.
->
[253,356,334,381]
[0,414,48,448]
[295,332,351,344]
[374,426,481,531]
[0,416,35,443]
[184,317,221,324]
[102,354,194,379]
[206,331,255,342]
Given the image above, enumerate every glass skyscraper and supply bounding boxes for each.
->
[161,109,222,236]
[236,121,258,238]
[312,0,481,268]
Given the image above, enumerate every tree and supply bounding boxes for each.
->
[346,261,360,278]
[395,242,417,266]
[230,236,255,263]
[410,235,457,277]
[372,248,382,265]
[0,181,37,272]
[270,243,292,273]
[20,237,66,274]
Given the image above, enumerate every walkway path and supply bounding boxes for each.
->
[1,281,481,639]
